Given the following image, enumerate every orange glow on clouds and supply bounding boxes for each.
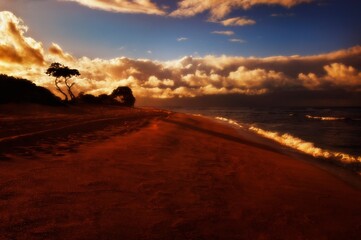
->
[170,0,312,20]
[0,11,360,100]
[62,0,166,15]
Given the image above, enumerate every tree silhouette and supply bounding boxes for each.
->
[46,62,80,101]
[111,86,136,107]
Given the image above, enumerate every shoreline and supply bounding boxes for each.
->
[1,104,361,239]
[187,112,361,190]
[1,103,360,189]
[164,106,361,166]
[2,103,361,189]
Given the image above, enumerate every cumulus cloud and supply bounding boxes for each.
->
[1,11,361,101]
[61,0,166,15]
[212,30,235,36]
[218,17,256,26]
[48,43,74,62]
[170,0,312,20]
[228,66,289,90]
[299,63,361,91]
[0,11,45,66]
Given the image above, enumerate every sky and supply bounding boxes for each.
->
[0,0,361,106]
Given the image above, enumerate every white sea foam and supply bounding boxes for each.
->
[213,116,361,165]
[215,116,244,128]
[305,115,345,121]
[249,126,361,164]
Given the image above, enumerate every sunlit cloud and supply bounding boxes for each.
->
[212,30,235,36]
[299,63,361,91]
[170,0,312,20]
[60,0,166,15]
[48,43,74,62]
[218,17,256,26]
[60,0,313,19]
[0,11,45,66]
[1,11,360,101]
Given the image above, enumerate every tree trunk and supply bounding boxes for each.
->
[55,78,68,101]
[65,78,76,100]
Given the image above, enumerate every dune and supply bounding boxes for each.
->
[0,105,361,239]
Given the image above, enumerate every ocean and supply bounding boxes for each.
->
[167,106,361,171]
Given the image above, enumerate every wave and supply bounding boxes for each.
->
[305,115,346,121]
[249,126,361,165]
[215,116,244,128]
[213,116,361,166]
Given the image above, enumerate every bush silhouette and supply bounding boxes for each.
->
[77,86,136,107]
[0,74,62,105]
[77,93,114,105]
[111,86,136,107]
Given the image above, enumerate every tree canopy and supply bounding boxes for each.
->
[46,63,80,101]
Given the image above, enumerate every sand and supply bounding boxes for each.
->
[0,105,361,239]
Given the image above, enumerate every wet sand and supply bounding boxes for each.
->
[1,105,361,239]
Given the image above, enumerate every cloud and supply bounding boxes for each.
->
[61,0,166,15]
[28,45,361,99]
[229,38,245,43]
[145,76,174,88]
[228,66,289,89]
[177,37,188,42]
[1,11,361,102]
[212,30,235,36]
[218,17,256,26]
[170,0,312,20]
[48,43,74,62]
[299,63,361,91]
[59,0,311,20]
[0,11,45,66]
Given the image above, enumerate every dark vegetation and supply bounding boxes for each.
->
[46,62,80,102]
[0,62,136,107]
[111,86,136,107]
[77,86,136,107]
[0,74,62,105]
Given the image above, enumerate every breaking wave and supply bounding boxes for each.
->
[250,126,361,164]
[305,115,346,121]
[215,116,244,128]
[214,116,361,165]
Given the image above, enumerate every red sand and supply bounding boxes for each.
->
[1,105,361,239]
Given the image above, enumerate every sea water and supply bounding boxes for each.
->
[167,106,361,169]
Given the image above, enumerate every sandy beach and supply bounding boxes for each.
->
[1,105,361,239]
